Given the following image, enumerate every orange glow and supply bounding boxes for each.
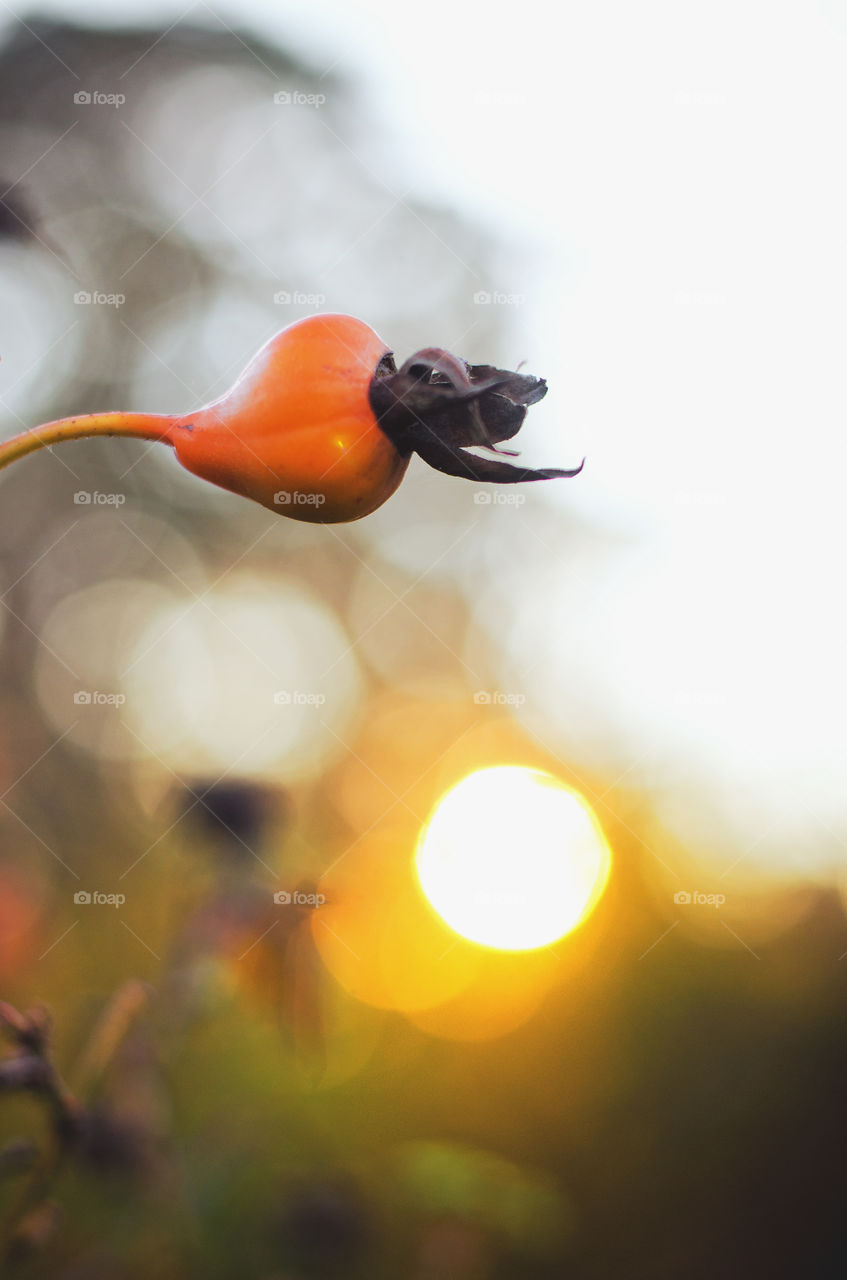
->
[312,835,482,1014]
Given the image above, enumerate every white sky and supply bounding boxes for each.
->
[5,0,847,872]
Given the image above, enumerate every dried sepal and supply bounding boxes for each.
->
[369,346,583,484]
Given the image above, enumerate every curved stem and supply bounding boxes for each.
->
[0,412,176,472]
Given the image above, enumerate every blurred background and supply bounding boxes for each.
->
[1,2,846,1276]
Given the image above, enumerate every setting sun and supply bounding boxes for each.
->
[416,766,611,951]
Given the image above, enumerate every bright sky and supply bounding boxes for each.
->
[5,0,847,871]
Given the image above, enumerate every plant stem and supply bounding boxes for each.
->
[0,413,175,472]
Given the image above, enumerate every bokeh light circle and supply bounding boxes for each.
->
[416,766,611,951]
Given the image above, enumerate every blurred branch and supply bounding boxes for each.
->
[0,984,153,1265]
[0,1001,78,1264]
[72,979,153,1095]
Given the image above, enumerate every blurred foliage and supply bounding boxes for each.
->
[1,13,846,1280]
